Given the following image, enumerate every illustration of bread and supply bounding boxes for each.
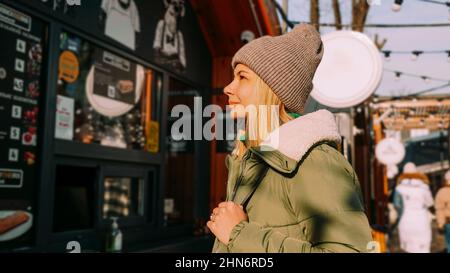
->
[116,80,134,94]
[0,211,30,235]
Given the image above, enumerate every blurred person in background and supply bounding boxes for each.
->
[394,162,433,253]
[435,170,450,253]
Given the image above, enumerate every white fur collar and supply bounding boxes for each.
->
[260,110,341,162]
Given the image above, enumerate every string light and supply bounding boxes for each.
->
[390,1,450,23]
[380,49,450,62]
[417,1,450,21]
[277,0,450,29]
[411,50,423,61]
[385,69,450,83]
[392,0,404,12]
[421,76,431,83]
[383,51,392,61]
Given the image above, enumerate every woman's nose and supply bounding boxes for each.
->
[223,83,234,97]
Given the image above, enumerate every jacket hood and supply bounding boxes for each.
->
[249,109,341,173]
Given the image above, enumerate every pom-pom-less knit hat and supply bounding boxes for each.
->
[232,23,324,114]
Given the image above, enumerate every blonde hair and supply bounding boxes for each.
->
[232,76,294,158]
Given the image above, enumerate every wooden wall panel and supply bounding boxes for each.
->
[212,57,233,89]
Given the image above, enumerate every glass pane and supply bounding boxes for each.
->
[55,31,158,152]
[164,78,199,226]
[53,165,96,232]
[103,177,144,219]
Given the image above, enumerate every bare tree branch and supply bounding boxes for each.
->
[281,0,289,33]
[310,0,320,31]
[374,34,387,50]
[332,0,342,30]
[352,0,370,32]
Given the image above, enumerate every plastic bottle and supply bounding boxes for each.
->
[105,217,122,253]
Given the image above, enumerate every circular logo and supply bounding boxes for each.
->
[312,31,383,108]
[58,50,80,83]
[375,138,405,165]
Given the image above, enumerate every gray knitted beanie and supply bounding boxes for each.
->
[232,24,324,113]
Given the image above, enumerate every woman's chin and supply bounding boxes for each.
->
[230,109,246,119]
[228,104,247,119]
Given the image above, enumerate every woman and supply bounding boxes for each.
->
[207,24,372,253]
[394,162,433,253]
[435,170,450,253]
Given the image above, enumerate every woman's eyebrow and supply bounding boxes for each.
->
[236,70,250,77]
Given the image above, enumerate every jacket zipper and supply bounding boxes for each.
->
[216,152,250,253]
[230,151,250,202]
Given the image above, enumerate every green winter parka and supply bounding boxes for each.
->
[212,110,373,253]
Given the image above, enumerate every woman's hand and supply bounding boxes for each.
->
[207,201,248,245]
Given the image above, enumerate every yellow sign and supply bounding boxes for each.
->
[146,120,159,153]
[58,50,79,83]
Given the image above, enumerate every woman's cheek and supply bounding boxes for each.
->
[237,85,251,105]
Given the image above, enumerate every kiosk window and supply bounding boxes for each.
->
[102,177,144,219]
[55,32,159,152]
[164,78,199,226]
[53,165,96,232]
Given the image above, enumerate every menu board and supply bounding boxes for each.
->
[93,49,137,105]
[0,3,46,246]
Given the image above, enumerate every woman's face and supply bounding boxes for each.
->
[223,64,258,118]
